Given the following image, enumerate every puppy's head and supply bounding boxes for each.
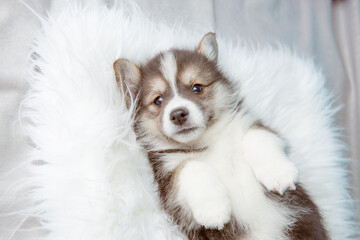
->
[114,33,233,148]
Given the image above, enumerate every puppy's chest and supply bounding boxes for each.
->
[161,116,250,175]
[206,126,255,197]
[206,115,250,170]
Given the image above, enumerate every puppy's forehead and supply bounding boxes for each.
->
[159,50,209,87]
[141,49,213,97]
[179,65,200,86]
[140,55,167,92]
[142,51,179,96]
[173,49,216,85]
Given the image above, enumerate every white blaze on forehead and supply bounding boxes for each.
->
[160,52,178,95]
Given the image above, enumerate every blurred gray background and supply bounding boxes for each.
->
[0,0,359,239]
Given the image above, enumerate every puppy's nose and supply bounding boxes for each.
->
[170,108,189,126]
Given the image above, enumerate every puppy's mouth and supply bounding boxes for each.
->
[176,127,198,135]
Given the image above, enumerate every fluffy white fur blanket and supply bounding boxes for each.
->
[16,2,357,240]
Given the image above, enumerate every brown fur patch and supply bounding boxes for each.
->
[188,218,245,240]
[149,147,207,155]
[251,122,328,239]
[147,151,194,234]
[266,184,329,240]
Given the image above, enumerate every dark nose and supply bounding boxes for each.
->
[170,108,189,126]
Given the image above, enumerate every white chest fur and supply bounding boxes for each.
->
[171,113,296,240]
[206,115,293,239]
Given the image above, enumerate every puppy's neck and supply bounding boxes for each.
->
[186,111,234,148]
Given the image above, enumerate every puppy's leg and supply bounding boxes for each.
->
[243,127,298,194]
[176,161,231,230]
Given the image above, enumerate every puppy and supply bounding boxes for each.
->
[113,33,328,240]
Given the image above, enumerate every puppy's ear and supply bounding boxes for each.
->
[113,58,141,108]
[197,32,218,63]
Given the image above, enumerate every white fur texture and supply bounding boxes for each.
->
[196,113,294,239]
[243,128,298,194]
[12,2,358,240]
[177,160,232,230]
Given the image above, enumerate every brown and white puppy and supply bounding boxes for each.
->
[113,33,328,240]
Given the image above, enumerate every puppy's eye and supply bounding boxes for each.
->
[192,84,204,93]
[153,96,163,105]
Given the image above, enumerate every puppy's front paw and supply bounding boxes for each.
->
[192,197,232,230]
[253,159,298,195]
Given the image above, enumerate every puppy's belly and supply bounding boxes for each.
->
[206,134,292,240]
